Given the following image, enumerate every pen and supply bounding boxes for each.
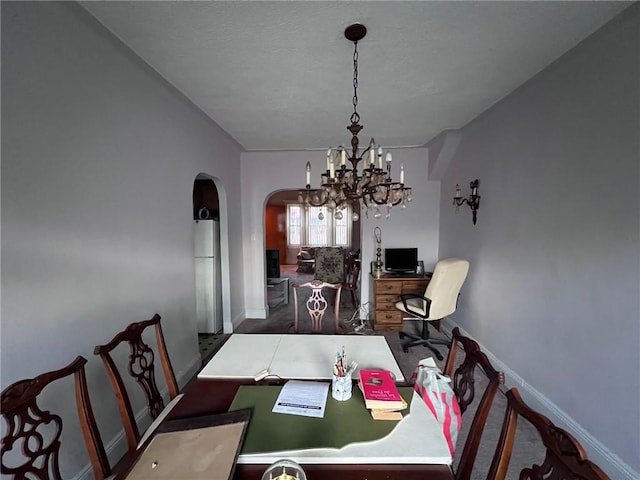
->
[346,361,357,375]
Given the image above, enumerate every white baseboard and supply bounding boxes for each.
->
[230,310,247,331]
[441,318,638,480]
[244,308,267,319]
[72,353,202,480]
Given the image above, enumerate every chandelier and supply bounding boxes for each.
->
[299,23,412,221]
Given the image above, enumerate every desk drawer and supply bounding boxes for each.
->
[375,282,402,295]
[375,310,403,325]
[376,295,401,310]
[402,280,428,295]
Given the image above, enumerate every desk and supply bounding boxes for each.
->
[197,334,405,382]
[370,273,430,332]
[116,379,455,480]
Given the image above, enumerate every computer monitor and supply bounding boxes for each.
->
[384,248,418,273]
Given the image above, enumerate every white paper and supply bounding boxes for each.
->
[272,380,329,418]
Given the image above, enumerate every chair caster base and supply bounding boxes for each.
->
[399,332,405,340]
[402,347,409,353]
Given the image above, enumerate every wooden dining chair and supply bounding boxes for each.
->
[341,254,361,307]
[94,313,182,456]
[292,280,343,333]
[486,388,610,480]
[443,327,505,480]
[1,356,111,480]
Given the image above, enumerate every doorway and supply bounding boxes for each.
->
[263,190,362,317]
[192,175,225,334]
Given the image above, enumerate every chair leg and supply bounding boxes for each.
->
[399,320,445,361]
[402,338,444,360]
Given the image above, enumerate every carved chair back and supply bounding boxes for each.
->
[292,280,342,334]
[1,356,110,480]
[94,313,178,455]
[487,388,610,480]
[443,327,505,480]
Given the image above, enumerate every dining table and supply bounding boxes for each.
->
[114,375,455,480]
[115,337,454,480]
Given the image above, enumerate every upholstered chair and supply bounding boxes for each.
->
[314,247,346,284]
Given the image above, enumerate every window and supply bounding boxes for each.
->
[334,210,349,246]
[286,204,351,247]
[307,207,328,246]
[287,204,302,245]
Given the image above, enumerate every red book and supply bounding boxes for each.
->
[359,369,407,411]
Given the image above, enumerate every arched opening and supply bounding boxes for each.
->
[192,174,232,334]
[263,190,363,323]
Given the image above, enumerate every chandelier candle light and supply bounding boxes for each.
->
[299,24,412,221]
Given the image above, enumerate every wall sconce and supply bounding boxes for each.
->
[453,179,481,225]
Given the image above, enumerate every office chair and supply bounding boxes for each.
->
[396,257,469,360]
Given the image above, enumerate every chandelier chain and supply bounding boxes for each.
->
[299,23,412,220]
[350,41,360,125]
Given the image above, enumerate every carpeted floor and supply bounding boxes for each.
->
[196,264,542,479]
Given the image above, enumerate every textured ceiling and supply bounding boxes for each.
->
[81,1,630,151]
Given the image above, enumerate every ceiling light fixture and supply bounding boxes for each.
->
[299,23,412,221]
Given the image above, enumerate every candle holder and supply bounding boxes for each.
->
[453,179,481,225]
[261,459,306,480]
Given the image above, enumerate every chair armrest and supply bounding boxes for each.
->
[399,293,432,318]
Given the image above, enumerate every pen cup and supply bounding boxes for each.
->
[331,372,352,401]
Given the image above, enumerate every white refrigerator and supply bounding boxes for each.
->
[194,220,222,333]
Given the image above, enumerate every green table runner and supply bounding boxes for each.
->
[229,384,414,454]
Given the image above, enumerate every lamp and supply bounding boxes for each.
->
[453,179,481,225]
[299,24,412,221]
[373,226,383,278]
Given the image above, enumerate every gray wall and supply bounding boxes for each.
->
[1,2,244,477]
[437,5,639,476]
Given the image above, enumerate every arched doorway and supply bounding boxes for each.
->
[192,174,232,333]
[264,190,362,318]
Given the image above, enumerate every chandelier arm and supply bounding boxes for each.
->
[364,184,411,207]
[307,196,328,207]
[302,187,331,208]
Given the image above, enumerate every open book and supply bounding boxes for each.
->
[359,369,407,420]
